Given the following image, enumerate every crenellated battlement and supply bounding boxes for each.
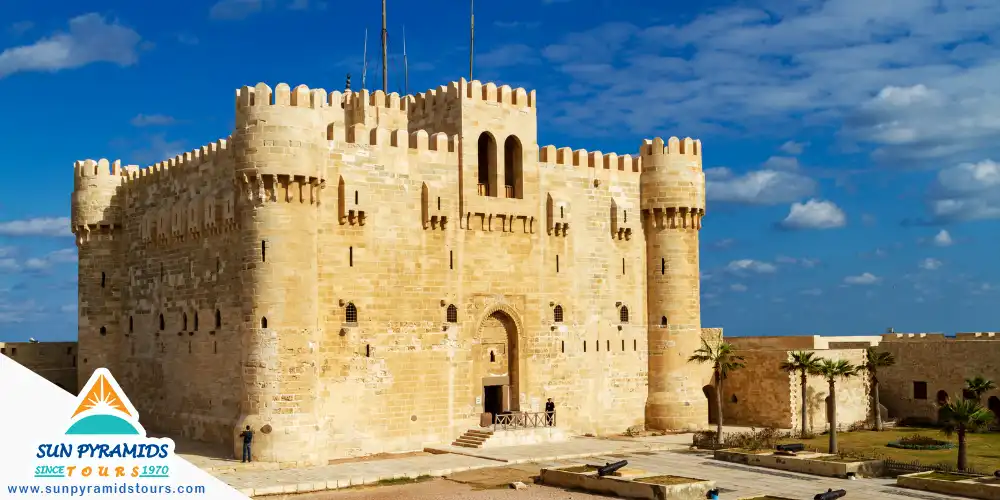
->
[343,124,458,156]
[640,137,702,159]
[123,137,232,187]
[882,332,1000,342]
[539,145,640,172]
[74,158,124,179]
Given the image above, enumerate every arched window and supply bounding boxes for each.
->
[503,135,523,199]
[446,304,458,323]
[159,314,165,330]
[365,344,371,357]
[490,351,496,362]
[215,310,222,329]
[183,313,188,330]
[345,303,358,323]
[261,240,266,262]
[619,306,630,324]
[101,272,106,288]
[936,390,949,405]
[477,132,497,197]
[553,305,564,323]
[194,313,199,331]
[261,317,268,329]
[100,326,107,336]
[660,316,667,327]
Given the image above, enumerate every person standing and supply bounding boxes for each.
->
[545,398,555,426]
[239,425,254,463]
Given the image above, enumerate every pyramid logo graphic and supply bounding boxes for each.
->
[65,368,145,436]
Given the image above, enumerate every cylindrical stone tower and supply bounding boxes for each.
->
[640,136,710,431]
[71,159,125,390]
[231,82,327,464]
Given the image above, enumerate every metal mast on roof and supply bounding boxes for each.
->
[362,28,368,90]
[402,25,409,96]
[469,0,475,81]
[382,0,388,93]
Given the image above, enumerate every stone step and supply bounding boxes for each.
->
[466,430,493,437]
[454,437,485,446]
[452,440,482,448]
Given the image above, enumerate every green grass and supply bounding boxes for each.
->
[558,465,598,473]
[375,475,433,486]
[779,428,1000,472]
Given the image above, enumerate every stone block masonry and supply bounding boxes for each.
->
[0,341,78,392]
[71,77,713,465]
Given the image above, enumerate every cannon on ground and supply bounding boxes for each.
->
[814,488,847,500]
[596,460,628,477]
[776,443,805,452]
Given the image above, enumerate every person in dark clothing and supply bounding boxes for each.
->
[545,398,555,426]
[239,425,253,463]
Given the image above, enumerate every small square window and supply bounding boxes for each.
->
[913,381,928,400]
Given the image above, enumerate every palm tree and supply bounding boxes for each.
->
[964,376,996,403]
[938,398,994,471]
[816,359,857,454]
[688,339,746,445]
[858,347,896,431]
[780,351,823,437]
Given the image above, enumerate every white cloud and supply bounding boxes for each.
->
[729,283,748,292]
[706,167,815,205]
[726,259,777,274]
[933,229,953,247]
[800,288,823,296]
[0,259,19,272]
[918,258,942,271]
[776,256,820,268]
[844,272,879,285]
[0,217,71,237]
[60,304,78,314]
[528,0,1000,161]
[924,160,1000,223]
[477,44,540,68]
[761,156,801,171]
[779,199,846,230]
[130,114,176,127]
[779,141,807,155]
[0,14,141,79]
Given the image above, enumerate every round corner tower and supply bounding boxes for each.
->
[230,82,327,464]
[639,136,711,432]
[71,159,125,390]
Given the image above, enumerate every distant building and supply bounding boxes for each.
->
[0,341,77,392]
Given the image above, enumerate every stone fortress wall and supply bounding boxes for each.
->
[720,333,1000,432]
[70,77,712,465]
[0,341,78,392]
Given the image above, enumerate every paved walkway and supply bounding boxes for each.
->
[206,435,964,498]
[537,450,962,499]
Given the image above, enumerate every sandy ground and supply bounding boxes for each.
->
[259,465,612,500]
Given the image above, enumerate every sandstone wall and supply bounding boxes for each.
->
[0,341,78,392]
[721,347,869,432]
[74,79,711,463]
[879,335,1000,422]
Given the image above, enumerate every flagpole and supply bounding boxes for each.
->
[381,0,388,93]
[403,25,409,95]
[469,0,475,81]
[362,28,368,91]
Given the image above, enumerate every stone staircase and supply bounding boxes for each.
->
[451,429,494,449]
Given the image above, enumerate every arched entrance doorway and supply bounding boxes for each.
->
[988,396,1000,426]
[477,308,521,421]
[936,390,949,405]
[702,385,719,425]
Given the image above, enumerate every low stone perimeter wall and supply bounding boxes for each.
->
[897,472,1000,500]
[713,449,884,479]
[540,465,714,500]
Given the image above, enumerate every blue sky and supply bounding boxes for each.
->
[1,0,999,341]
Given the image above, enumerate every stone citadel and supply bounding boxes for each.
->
[69,78,714,464]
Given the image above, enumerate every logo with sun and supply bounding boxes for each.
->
[65,368,145,436]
